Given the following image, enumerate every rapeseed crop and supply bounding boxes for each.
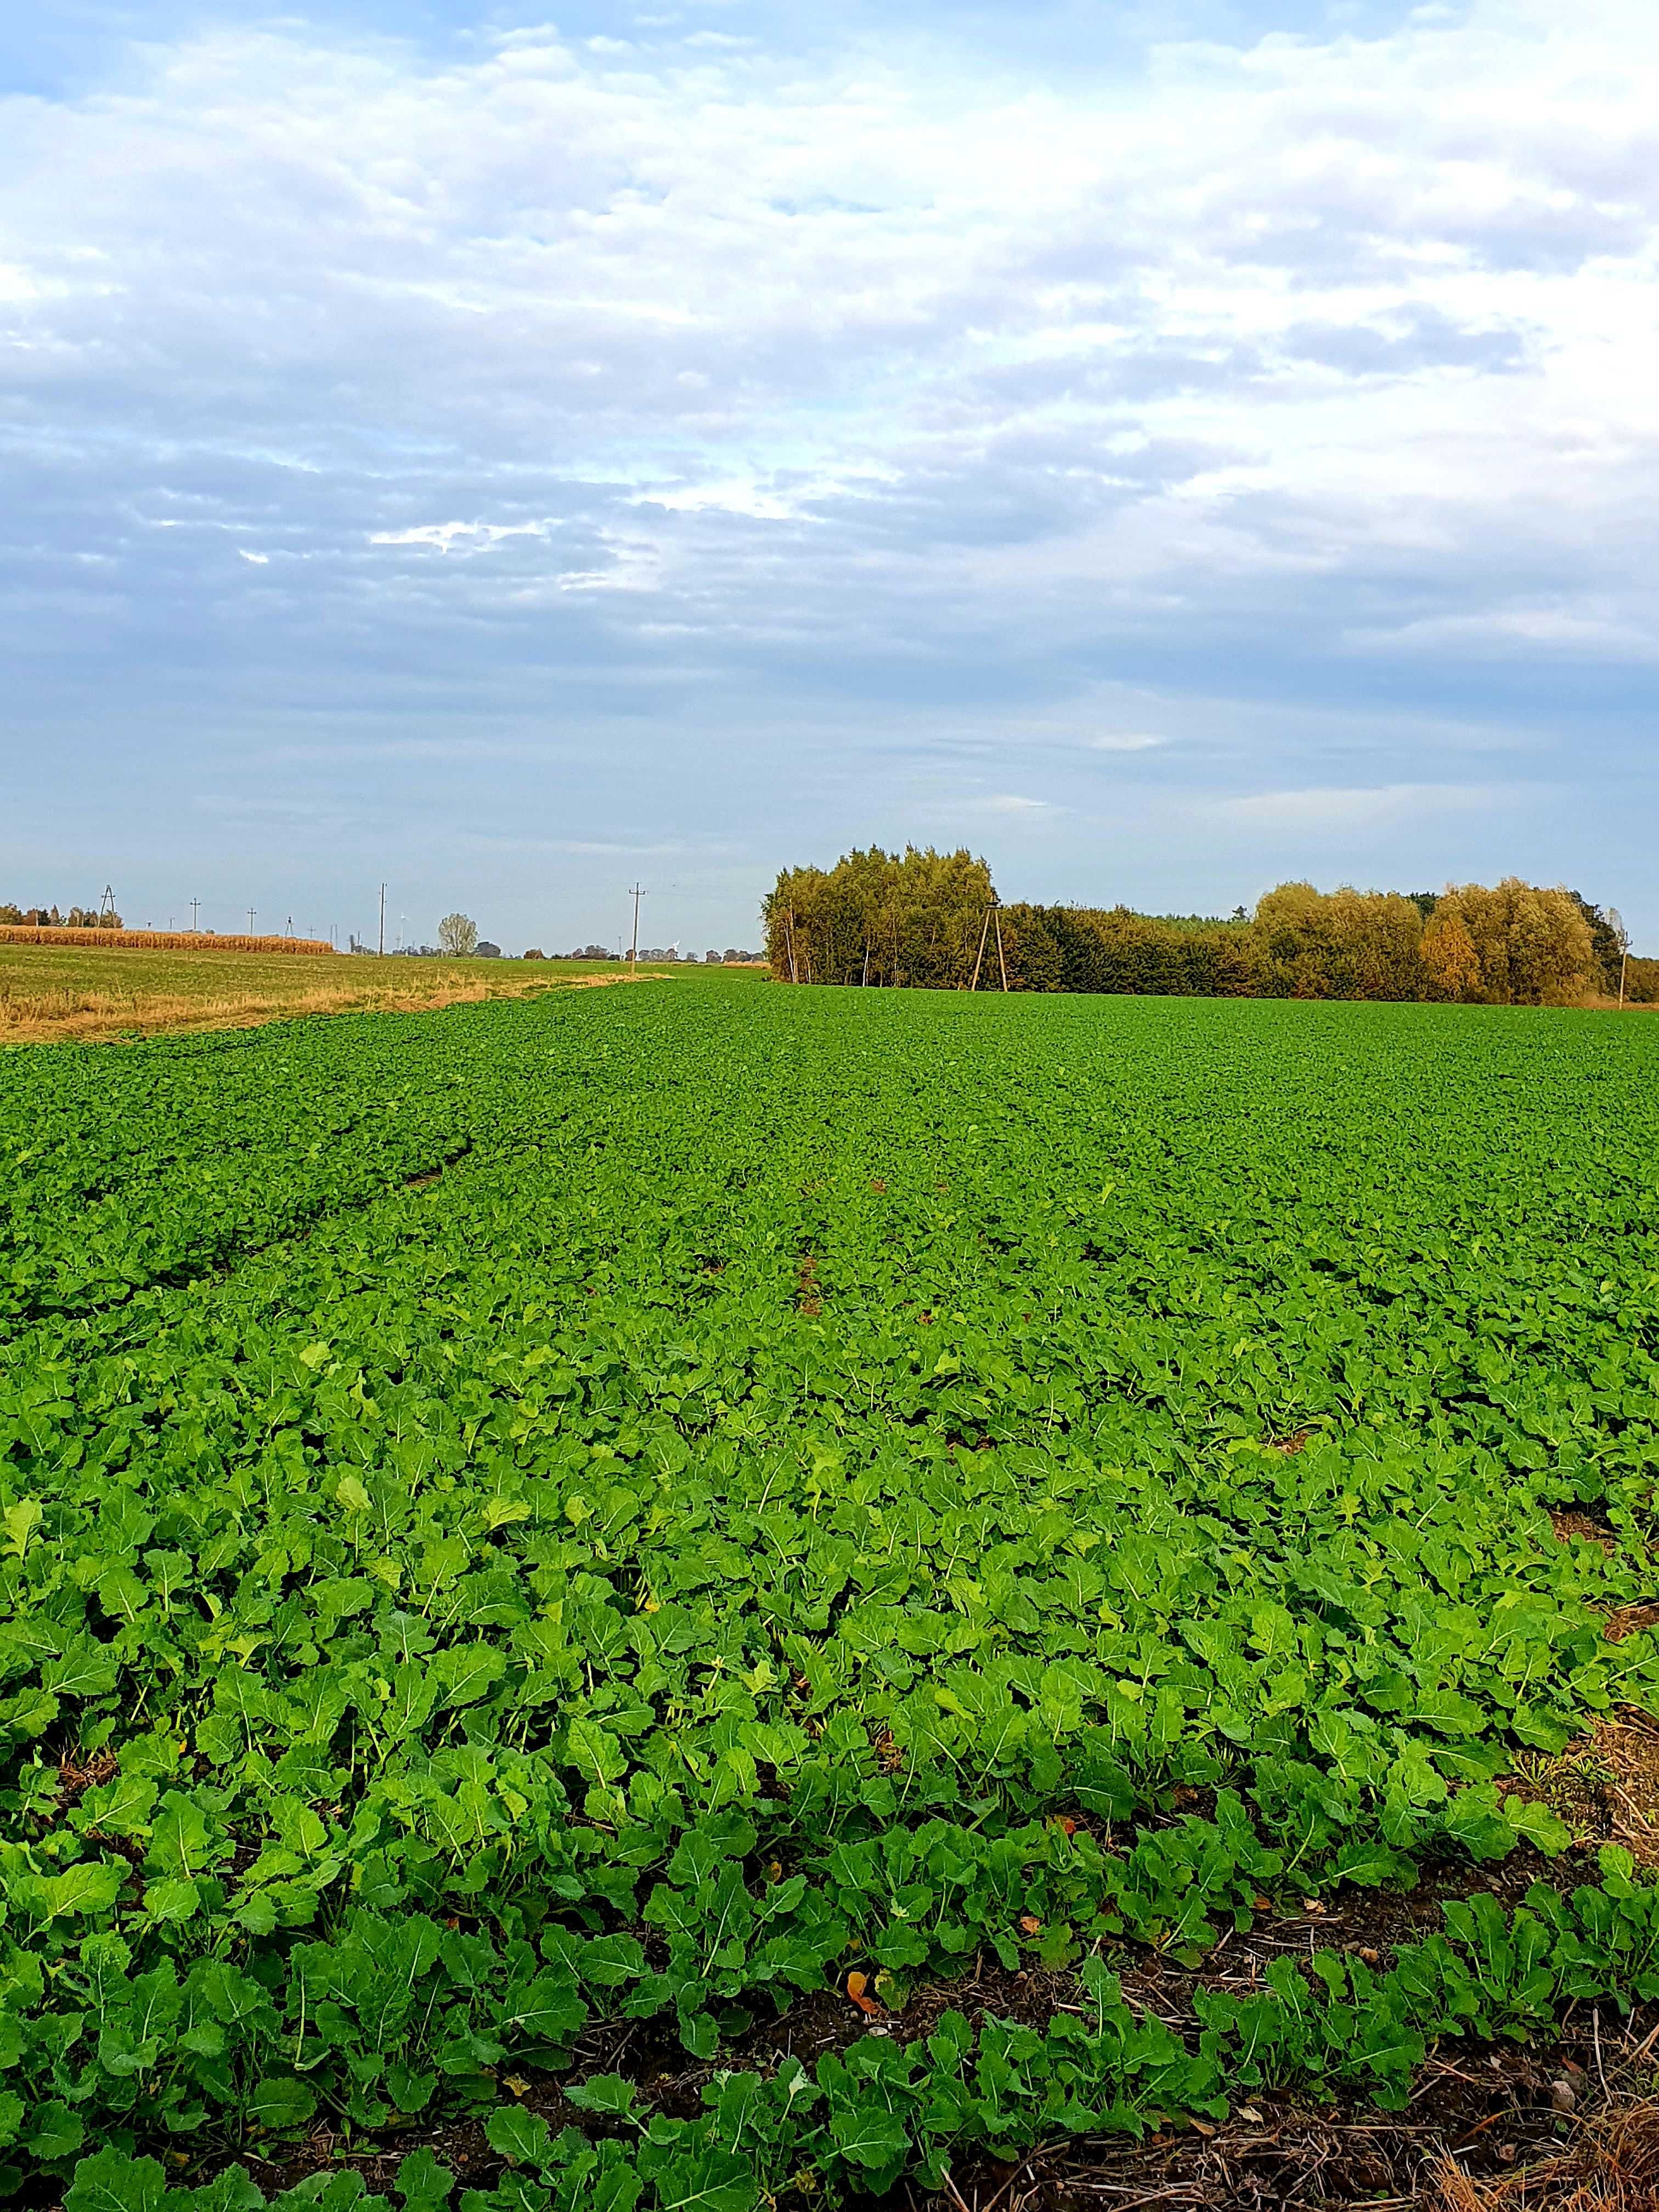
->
[1,986,1657,2209]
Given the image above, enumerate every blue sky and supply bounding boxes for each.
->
[4,0,1656,954]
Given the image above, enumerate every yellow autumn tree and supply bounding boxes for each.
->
[1251,883,1426,1000]
[1420,909,1482,1001]
[1430,881,1597,1005]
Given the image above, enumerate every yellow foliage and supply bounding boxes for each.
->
[1431,880,1598,1005]
[1420,910,1482,1002]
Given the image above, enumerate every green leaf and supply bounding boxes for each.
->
[830,2102,910,2172]
[35,1861,123,1920]
[65,2149,166,2212]
[1333,1840,1410,1888]
[25,2099,86,2160]
[484,2108,554,2166]
[581,1933,646,1987]
[386,2062,437,2116]
[652,2149,756,2212]
[2,1500,43,1560]
[566,1716,626,1786]
[73,1775,156,1838]
[1410,1692,1486,1737]
[143,1876,201,1924]
[247,2076,318,2131]
[564,2074,637,2120]
[498,1972,587,2044]
[395,2148,454,2212]
[1504,1797,1571,1855]
[430,1642,507,1712]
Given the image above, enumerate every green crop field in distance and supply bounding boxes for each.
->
[1,985,1657,2210]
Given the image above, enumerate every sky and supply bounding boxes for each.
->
[4,0,1657,955]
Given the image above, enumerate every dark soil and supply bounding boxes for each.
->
[1506,1709,1659,1873]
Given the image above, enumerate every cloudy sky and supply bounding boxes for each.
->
[4,0,1656,953]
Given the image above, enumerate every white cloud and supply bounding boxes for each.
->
[631,483,798,521]
[1345,604,1659,660]
[7,2,1659,940]
[238,549,269,564]
[4,7,1655,676]
[369,521,551,554]
[1212,784,1502,833]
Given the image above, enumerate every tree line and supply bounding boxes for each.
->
[763,848,1653,1004]
[0,901,122,928]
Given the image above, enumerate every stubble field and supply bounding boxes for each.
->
[2,982,1658,2210]
[0,945,685,1045]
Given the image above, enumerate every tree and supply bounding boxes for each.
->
[763,845,995,988]
[1251,882,1337,998]
[1250,883,1427,1001]
[1420,909,1482,1001]
[437,913,478,956]
[1431,881,1596,1005]
[1567,892,1625,997]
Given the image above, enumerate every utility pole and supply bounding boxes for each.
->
[786,908,799,984]
[246,906,256,934]
[378,884,386,958]
[189,898,200,933]
[627,883,645,967]
[969,902,991,990]
[969,897,1008,992]
[1609,907,1630,1009]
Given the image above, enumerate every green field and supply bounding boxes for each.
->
[3,985,1659,2209]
